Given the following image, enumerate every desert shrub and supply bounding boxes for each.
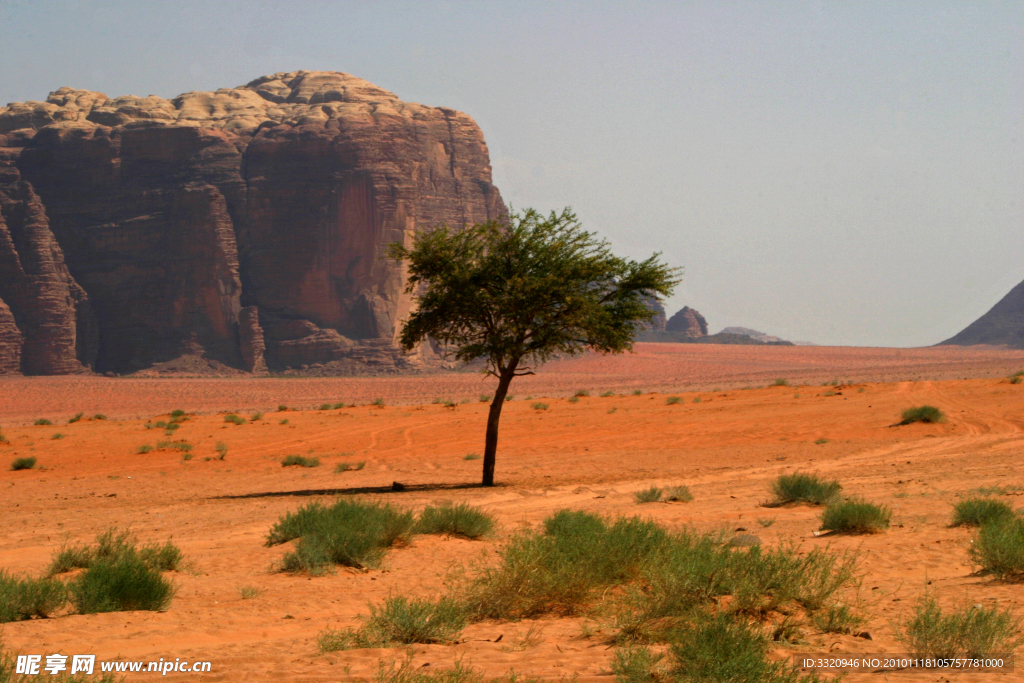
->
[813,438,828,445]
[335,461,366,473]
[49,528,182,575]
[279,419,289,425]
[952,498,1016,527]
[773,378,789,386]
[10,456,36,471]
[530,402,549,410]
[163,422,179,433]
[238,585,262,599]
[281,454,319,468]
[768,473,841,506]
[251,412,264,421]
[574,389,590,398]
[819,499,891,534]
[319,596,466,651]
[969,516,1024,579]
[665,396,682,405]
[136,444,153,454]
[156,440,192,452]
[277,404,288,412]
[811,604,863,634]
[154,421,167,428]
[479,394,490,403]
[33,419,52,426]
[692,397,701,403]
[668,614,819,683]
[181,453,193,461]
[93,414,106,421]
[69,554,174,614]
[266,499,415,572]
[899,405,944,424]
[170,409,186,418]
[372,397,385,406]
[224,413,246,425]
[370,658,488,683]
[464,511,669,620]
[0,571,67,622]
[895,593,1023,659]
[414,502,495,539]
[319,403,332,410]
[69,412,84,423]
[634,487,663,503]
[601,391,615,397]
[215,442,228,460]
[332,403,345,409]
[463,453,481,461]
[568,396,579,404]
[664,485,693,502]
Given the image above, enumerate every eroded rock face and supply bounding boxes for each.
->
[0,71,505,373]
[940,278,1024,349]
[665,306,708,338]
[0,296,22,373]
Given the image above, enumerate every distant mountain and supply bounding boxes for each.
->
[719,326,784,344]
[637,308,794,346]
[939,278,1024,348]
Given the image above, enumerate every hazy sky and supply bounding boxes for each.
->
[2,1,1021,346]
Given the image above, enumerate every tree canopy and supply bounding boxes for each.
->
[388,207,680,485]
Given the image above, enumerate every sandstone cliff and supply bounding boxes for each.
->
[665,306,708,338]
[0,71,505,374]
[939,278,1024,349]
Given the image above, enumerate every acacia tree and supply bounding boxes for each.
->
[387,208,680,486]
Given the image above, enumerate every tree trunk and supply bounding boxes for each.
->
[482,367,516,486]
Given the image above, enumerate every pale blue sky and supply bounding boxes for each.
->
[2,1,1021,346]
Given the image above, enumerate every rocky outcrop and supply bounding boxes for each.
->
[0,296,22,373]
[0,71,505,374]
[665,306,708,338]
[719,326,784,344]
[939,278,1024,349]
[639,296,667,333]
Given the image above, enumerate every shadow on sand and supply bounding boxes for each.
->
[212,481,503,500]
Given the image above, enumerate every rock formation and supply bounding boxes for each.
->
[0,296,22,373]
[719,326,784,344]
[939,278,1024,349]
[0,71,504,374]
[665,306,708,338]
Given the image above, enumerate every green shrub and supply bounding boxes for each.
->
[170,409,186,418]
[664,485,693,502]
[10,456,36,471]
[813,438,828,445]
[335,461,365,473]
[93,414,107,421]
[215,441,228,460]
[49,528,182,575]
[819,499,891,534]
[464,511,669,620]
[281,454,319,468]
[319,403,332,410]
[370,657,488,683]
[277,404,288,412]
[238,585,262,599]
[969,516,1024,579]
[136,444,153,454]
[319,596,466,651]
[568,396,579,404]
[0,571,67,622]
[156,440,192,452]
[332,403,345,409]
[574,389,590,398]
[895,593,1023,659]
[530,402,549,410]
[224,413,246,425]
[773,378,789,386]
[952,498,1016,527]
[634,487,663,503]
[601,391,615,397]
[69,412,84,423]
[372,398,385,407]
[251,412,264,421]
[414,502,495,539]
[69,554,174,613]
[34,418,52,426]
[463,453,481,461]
[768,473,841,506]
[899,405,945,424]
[665,396,682,405]
[479,394,491,403]
[692,397,701,403]
[811,604,863,634]
[266,499,415,572]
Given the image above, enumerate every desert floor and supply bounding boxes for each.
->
[2,343,1024,682]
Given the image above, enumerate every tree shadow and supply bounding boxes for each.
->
[212,481,503,500]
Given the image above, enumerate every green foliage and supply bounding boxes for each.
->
[251,412,264,421]
[136,444,153,454]
[414,502,495,539]
[332,403,345,409]
[634,487,663,503]
[768,473,841,506]
[969,516,1024,579]
[238,585,262,600]
[0,571,67,622]
[319,403,332,410]
[568,396,579,404]
[281,455,319,468]
[665,396,683,405]
[170,410,186,418]
[69,412,84,423]
[319,596,467,650]
[895,593,1022,659]
[93,414,107,421]
[49,528,183,575]
[372,397,385,407]
[951,498,1016,527]
[899,405,945,424]
[10,456,36,471]
[530,402,549,410]
[819,499,892,533]
[479,394,491,403]
[224,413,246,425]
[215,441,228,460]
[773,378,789,386]
[601,391,615,397]
[266,499,415,572]
[69,554,174,614]
[574,389,590,398]
[811,604,864,634]
[463,453,481,461]
[34,419,52,426]
[277,405,288,412]
[813,438,829,445]
[155,440,192,452]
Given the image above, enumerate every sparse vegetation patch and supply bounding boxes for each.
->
[281,454,319,468]
[0,571,67,623]
[767,473,841,506]
[968,516,1024,579]
[895,593,1022,658]
[318,596,467,651]
[899,405,945,425]
[819,499,892,534]
[10,456,36,471]
[951,498,1016,527]
[413,502,495,539]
